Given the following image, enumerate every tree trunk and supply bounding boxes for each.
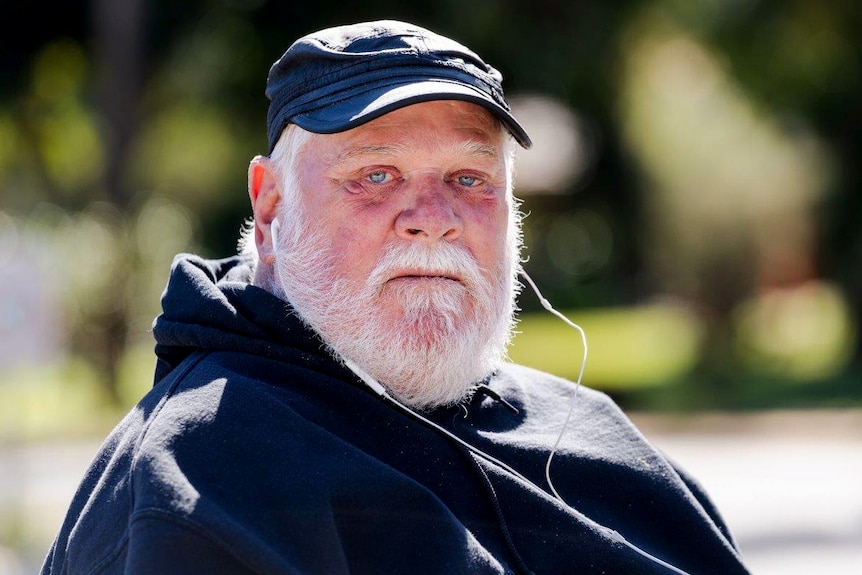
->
[92,0,145,403]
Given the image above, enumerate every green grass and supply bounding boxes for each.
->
[508,303,703,390]
[0,343,154,443]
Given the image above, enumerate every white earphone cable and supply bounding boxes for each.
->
[341,268,691,575]
[518,267,587,506]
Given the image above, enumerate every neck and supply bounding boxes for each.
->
[253,259,284,298]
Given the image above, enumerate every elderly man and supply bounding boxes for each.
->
[43,20,750,575]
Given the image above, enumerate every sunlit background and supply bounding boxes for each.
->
[1,1,860,573]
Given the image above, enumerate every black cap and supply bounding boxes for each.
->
[265,20,532,153]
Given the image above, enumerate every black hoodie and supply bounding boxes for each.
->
[42,253,751,574]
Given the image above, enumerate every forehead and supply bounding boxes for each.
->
[305,101,505,160]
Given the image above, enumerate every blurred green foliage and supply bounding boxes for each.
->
[0,0,860,422]
[1,6,861,569]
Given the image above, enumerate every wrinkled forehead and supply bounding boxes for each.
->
[297,102,507,161]
[327,108,504,154]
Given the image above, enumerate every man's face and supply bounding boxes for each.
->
[273,101,520,408]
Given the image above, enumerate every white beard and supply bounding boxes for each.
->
[272,202,519,410]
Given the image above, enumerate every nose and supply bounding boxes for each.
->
[395,177,463,243]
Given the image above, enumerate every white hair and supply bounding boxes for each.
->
[238,118,525,409]
[238,124,315,262]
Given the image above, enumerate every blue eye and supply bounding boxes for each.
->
[368,171,389,184]
[457,175,479,187]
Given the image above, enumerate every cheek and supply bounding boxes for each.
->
[465,203,510,268]
[326,218,389,280]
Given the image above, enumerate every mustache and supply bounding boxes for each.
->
[366,242,485,290]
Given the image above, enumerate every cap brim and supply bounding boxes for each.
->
[291,80,532,149]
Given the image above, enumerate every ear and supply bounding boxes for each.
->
[248,155,281,265]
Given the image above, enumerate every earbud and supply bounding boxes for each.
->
[271,217,280,248]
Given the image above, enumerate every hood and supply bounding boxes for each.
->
[151,253,347,385]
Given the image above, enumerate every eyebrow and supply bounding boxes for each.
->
[454,140,499,159]
[329,144,405,164]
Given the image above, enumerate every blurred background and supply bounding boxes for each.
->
[0,0,860,573]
